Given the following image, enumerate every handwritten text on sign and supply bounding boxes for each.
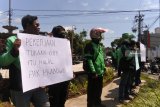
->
[18,33,73,92]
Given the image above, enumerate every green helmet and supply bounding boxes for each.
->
[122,33,133,37]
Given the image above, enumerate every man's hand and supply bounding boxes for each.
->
[0,39,6,53]
[92,73,98,78]
[11,39,21,57]
[13,39,21,51]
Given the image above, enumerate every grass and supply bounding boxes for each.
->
[68,67,115,98]
[122,74,160,107]
[0,102,13,107]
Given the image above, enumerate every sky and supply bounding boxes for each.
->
[0,0,160,47]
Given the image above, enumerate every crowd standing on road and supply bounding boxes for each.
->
[111,33,142,103]
[0,14,145,107]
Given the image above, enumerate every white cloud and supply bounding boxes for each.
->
[0,27,8,33]
[108,29,115,34]
[13,29,20,34]
[105,3,109,7]
[81,2,88,7]
[99,7,115,11]
[99,8,106,11]
[102,28,114,34]
[64,26,76,31]
[0,11,3,16]
[67,0,74,3]
[13,18,21,24]
[124,17,129,20]
[107,8,116,11]
[142,0,158,9]
[0,17,8,23]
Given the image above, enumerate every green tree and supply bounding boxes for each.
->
[66,29,88,61]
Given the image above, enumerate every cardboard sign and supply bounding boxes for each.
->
[18,33,73,92]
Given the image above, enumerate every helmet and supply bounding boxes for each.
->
[122,33,134,37]
[121,39,130,46]
[90,28,107,39]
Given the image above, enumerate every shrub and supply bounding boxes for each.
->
[123,74,160,107]
[68,67,115,98]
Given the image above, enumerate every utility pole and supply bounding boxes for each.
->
[138,11,142,42]
[71,26,75,53]
[132,11,145,42]
[3,0,18,34]
[132,11,149,58]
[9,0,11,27]
[159,0,160,27]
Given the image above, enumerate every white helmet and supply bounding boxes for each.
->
[90,28,107,39]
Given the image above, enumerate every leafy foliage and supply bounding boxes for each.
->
[66,29,88,57]
[123,74,160,107]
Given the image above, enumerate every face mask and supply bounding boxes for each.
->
[55,31,66,38]
[92,38,101,44]
[58,33,66,38]
[58,31,66,38]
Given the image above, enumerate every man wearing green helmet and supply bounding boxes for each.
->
[118,35,136,103]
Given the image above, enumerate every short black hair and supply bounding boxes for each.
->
[130,40,136,47]
[21,15,38,29]
[51,25,65,37]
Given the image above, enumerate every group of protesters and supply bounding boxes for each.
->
[0,14,143,107]
[0,14,108,107]
[0,15,71,107]
[111,33,142,103]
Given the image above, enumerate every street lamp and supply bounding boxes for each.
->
[64,25,76,54]
[71,25,76,54]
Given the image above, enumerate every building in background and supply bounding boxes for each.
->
[142,27,160,61]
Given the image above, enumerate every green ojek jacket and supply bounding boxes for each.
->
[119,45,135,71]
[0,36,20,68]
[0,35,22,90]
[84,42,106,76]
[115,47,123,67]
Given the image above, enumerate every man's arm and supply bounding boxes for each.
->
[84,43,96,73]
[0,39,6,54]
[0,36,21,66]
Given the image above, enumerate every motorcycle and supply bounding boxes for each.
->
[143,63,150,72]
[150,61,159,74]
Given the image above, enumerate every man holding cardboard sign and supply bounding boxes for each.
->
[0,15,50,107]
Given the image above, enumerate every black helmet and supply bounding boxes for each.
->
[121,39,130,46]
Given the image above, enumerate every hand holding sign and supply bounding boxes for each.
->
[18,33,73,92]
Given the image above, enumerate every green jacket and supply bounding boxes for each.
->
[84,42,105,76]
[0,36,20,68]
[115,48,123,66]
[0,35,22,90]
[119,45,135,71]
